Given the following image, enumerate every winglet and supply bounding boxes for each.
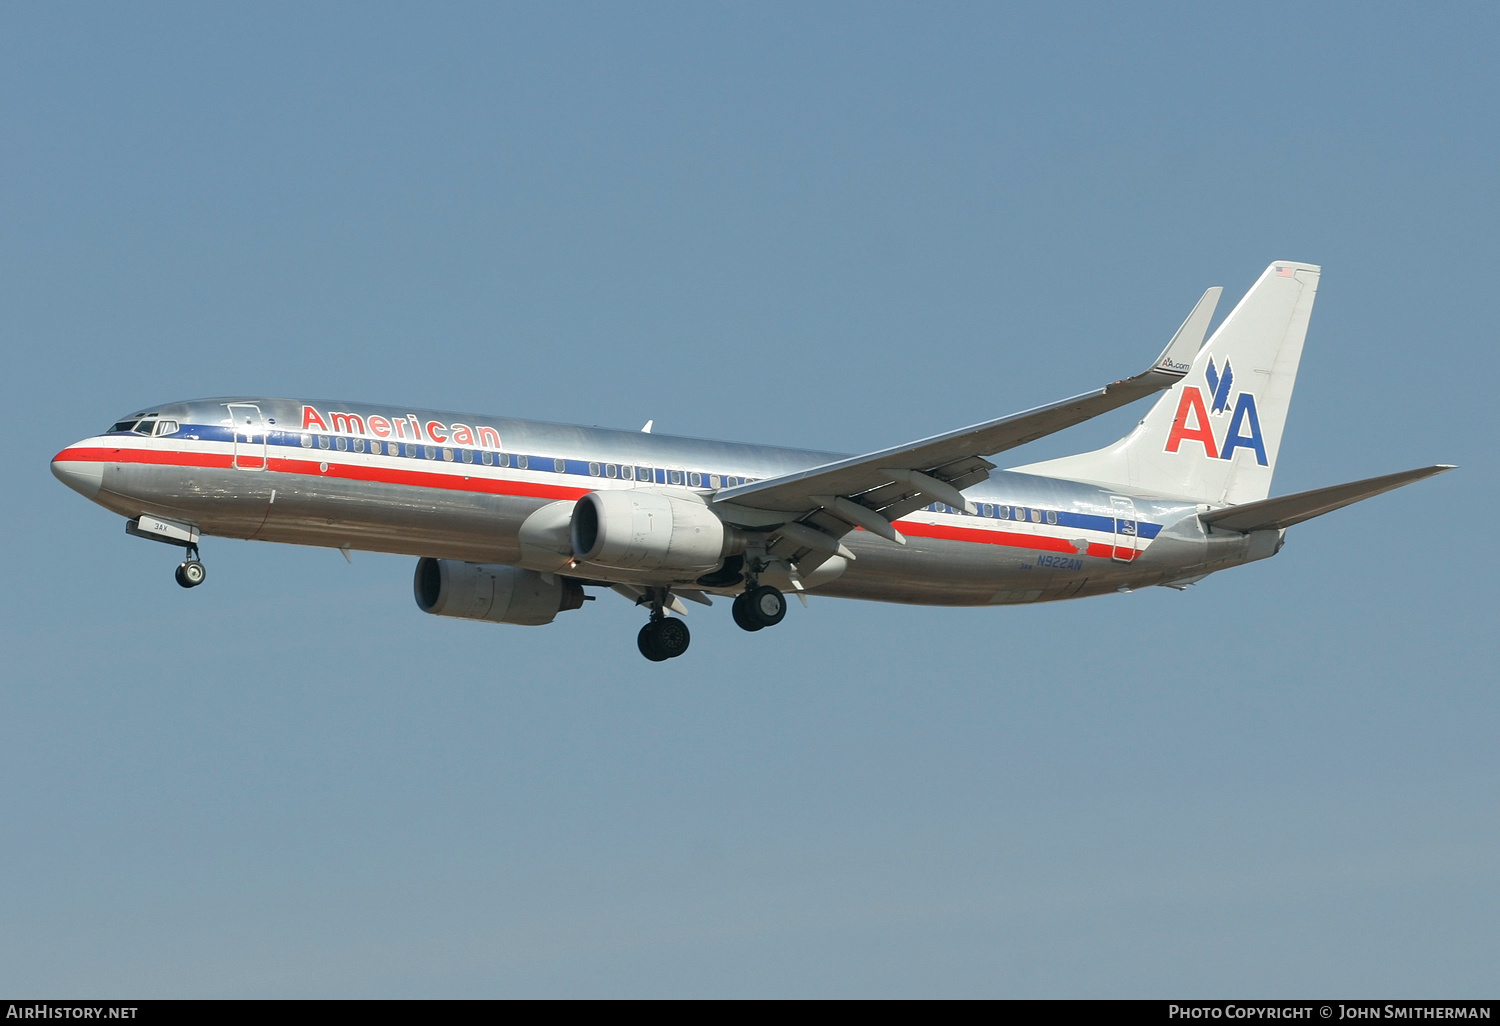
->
[1151,286,1221,376]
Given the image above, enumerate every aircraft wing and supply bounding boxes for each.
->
[713,287,1221,536]
[1199,465,1455,533]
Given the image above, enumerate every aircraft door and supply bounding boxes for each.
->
[227,403,268,471]
[1111,496,1138,562]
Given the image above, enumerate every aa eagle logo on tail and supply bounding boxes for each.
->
[1164,358,1267,465]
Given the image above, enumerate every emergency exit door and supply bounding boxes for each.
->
[1111,495,1138,562]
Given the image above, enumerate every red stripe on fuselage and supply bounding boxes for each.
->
[893,521,1138,561]
[54,444,1139,559]
[55,445,236,470]
[54,445,594,503]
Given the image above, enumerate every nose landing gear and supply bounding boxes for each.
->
[174,545,207,589]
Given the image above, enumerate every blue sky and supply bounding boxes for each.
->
[2,3,1495,996]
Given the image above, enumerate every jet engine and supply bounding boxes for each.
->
[571,490,742,574]
[413,558,584,626]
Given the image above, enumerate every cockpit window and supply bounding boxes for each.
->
[154,421,178,436]
[132,420,156,435]
[109,421,138,433]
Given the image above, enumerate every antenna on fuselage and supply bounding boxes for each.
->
[640,420,653,433]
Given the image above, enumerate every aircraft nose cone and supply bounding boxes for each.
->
[52,452,104,500]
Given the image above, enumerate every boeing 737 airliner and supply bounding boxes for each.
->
[52,262,1451,660]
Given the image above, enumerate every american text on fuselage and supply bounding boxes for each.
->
[49,262,1452,660]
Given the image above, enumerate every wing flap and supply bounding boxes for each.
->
[1199,465,1455,533]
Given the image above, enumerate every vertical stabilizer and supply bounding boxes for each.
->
[1011,262,1320,504]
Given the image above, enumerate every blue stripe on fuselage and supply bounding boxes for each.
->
[155,423,1165,540]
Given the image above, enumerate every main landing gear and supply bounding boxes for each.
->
[732,584,786,632]
[637,588,691,662]
[174,545,207,589]
[633,582,788,662]
[638,616,691,661]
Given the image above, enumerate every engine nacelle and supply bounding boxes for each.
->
[571,490,739,573]
[413,558,584,626]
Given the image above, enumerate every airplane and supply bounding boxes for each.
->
[51,261,1452,661]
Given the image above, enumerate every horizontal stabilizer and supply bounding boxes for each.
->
[1200,465,1455,533]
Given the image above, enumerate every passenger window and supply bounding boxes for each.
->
[496,453,508,467]
[301,434,313,448]
[353,438,365,453]
[688,472,701,487]
[481,452,493,466]
[636,466,651,482]
[424,445,437,459]
[621,466,634,480]
[336,437,347,451]
[709,474,720,488]
[440,448,451,461]
[668,470,683,485]
[605,464,617,478]
[1030,508,1042,523]
[462,450,473,464]
[589,462,600,476]
[318,436,331,449]
[517,455,529,469]
[554,458,566,473]
[1046,510,1057,525]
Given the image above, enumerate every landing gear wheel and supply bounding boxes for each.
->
[637,618,691,661]
[654,617,690,658]
[748,585,786,627]
[175,560,207,589]
[637,623,670,661]
[732,592,765,632]
[733,585,786,630]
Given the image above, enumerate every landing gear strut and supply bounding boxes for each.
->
[732,584,786,632]
[637,588,690,661]
[175,545,207,589]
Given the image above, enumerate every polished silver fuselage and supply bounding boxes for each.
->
[54,397,1282,606]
